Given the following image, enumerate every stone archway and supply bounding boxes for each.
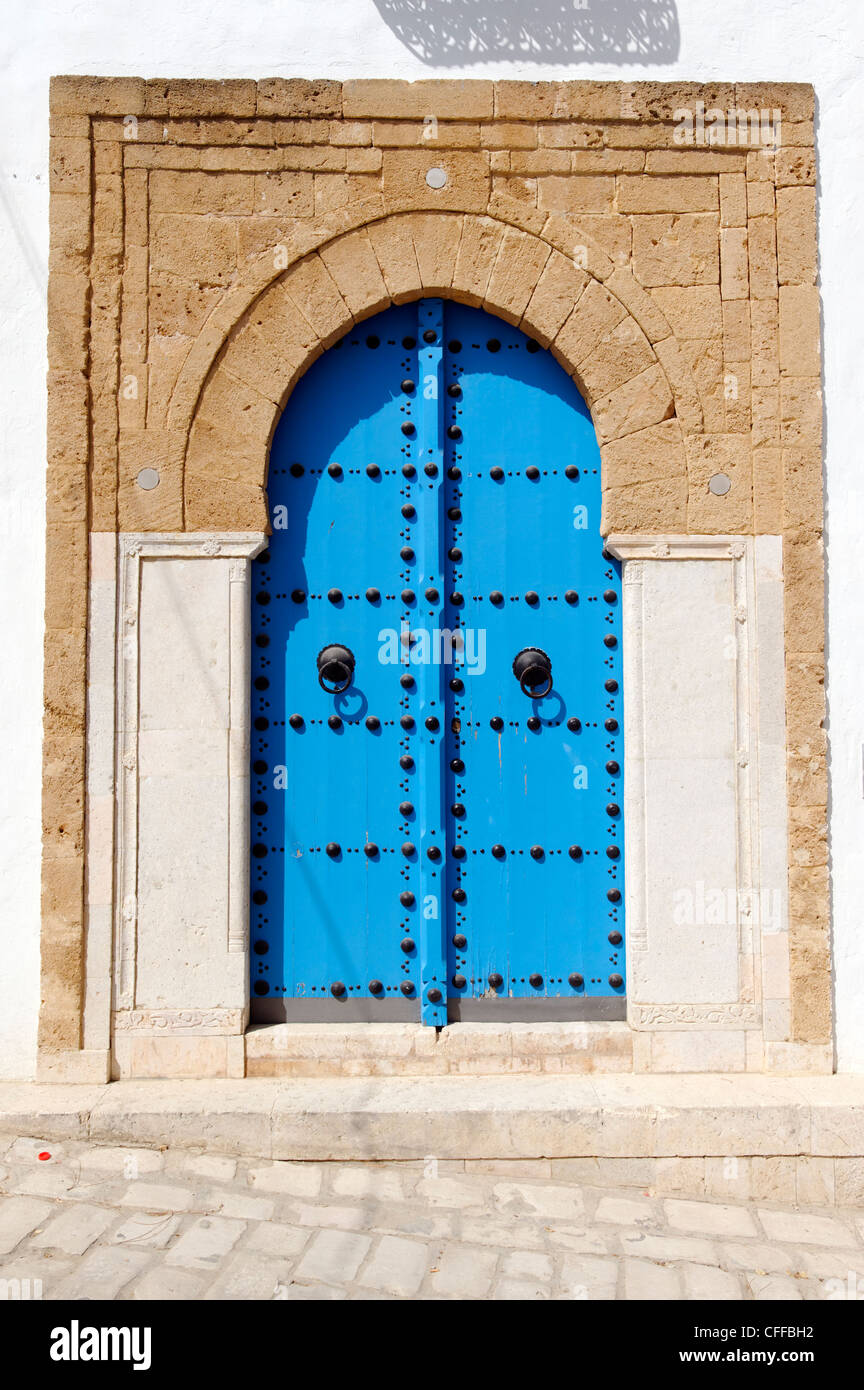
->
[180,212,691,536]
[38,78,829,1083]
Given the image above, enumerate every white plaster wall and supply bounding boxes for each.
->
[1,0,862,1076]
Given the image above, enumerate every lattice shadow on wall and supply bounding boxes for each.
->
[372,0,681,66]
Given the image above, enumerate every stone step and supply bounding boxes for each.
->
[244,1021,635,1076]
[2,1074,864,1167]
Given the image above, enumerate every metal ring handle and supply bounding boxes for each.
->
[318,664,352,694]
[519,668,553,699]
[317,644,355,695]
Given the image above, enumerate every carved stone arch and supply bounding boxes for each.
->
[183,212,692,534]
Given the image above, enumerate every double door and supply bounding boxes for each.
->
[250,298,624,1024]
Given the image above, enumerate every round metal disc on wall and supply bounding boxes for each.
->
[136,467,160,490]
[425,167,447,188]
[708,472,732,496]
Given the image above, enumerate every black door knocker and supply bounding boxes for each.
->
[317,644,355,693]
[512,646,553,698]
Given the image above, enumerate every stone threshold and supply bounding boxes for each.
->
[244,1020,635,1077]
[2,1075,863,1171]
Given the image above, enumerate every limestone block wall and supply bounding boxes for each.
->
[42,77,825,1078]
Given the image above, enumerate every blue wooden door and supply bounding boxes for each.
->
[250,300,624,1024]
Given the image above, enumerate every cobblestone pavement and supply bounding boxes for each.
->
[1,1134,863,1301]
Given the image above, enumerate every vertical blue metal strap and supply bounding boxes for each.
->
[416,299,447,1025]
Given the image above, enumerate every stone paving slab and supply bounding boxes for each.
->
[0,1132,863,1301]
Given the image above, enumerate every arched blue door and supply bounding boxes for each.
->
[250,299,624,1025]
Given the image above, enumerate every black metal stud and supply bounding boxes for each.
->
[400,547,415,562]
[568,973,584,988]
[366,716,380,731]
[328,588,342,604]
[425,716,439,731]
[525,591,539,605]
[606,760,620,775]
[530,845,544,860]
[489,590,504,605]
[328,715,342,730]
[364,842,378,857]
[529,973,543,988]
[425,462,438,477]
[423,328,437,343]
[607,802,620,816]
[452,974,467,989]
[453,933,468,949]
[427,987,443,1004]
[403,464,416,478]
[366,463,380,478]
[401,842,416,857]
[448,466,461,480]
[449,677,464,693]
[290,463,304,477]
[400,673,414,689]
[366,587,380,603]
[289,713,304,730]
[569,845,583,860]
[603,590,617,603]
[401,938,415,953]
[326,842,340,858]
[291,589,305,603]
[490,466,504,481]
[400,890,415,907]
[331,981,346,998]
[453,888,466,903]
[401,714,414,730]
[452,845,466,860]
[490,716,504,731]
[527,716,541,731]
[400,981,414,997]
[448,507,462,521]
[425,587,439,603]
[369,979,384,994]
[565,465,579,479]
[567,717,581,732]
[401,589,415,604]
[488,973,504,989]
[607,888,622,903]
[401,422,415,437]
[399,755,414,770]
[447,383,461,398]
[450,758,465,774]
[447,425,462,441]
[491,844,506,859]
[451,804,465,818]
[606,846,620,860]
[604,635,617,648]
[401,379,415,393]
[448,547,462,562]
[605,679,619,693]
[608,931,623,946]
[450,592,464,606]
[402,504,416,519]
[328,462,342,478]
[605,718,619,732]
[399,801,414,817]
[609,974,623,989]
[526,465,540,479]
[565,590,578,605]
